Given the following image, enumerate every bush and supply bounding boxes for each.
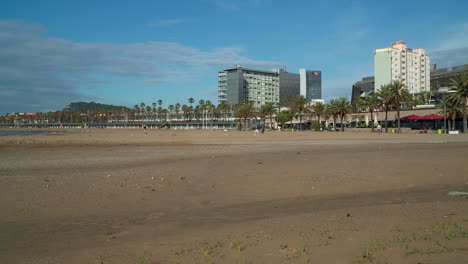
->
[310,121,321,131]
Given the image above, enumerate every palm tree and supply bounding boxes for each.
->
[175,103,181,121]
[133,105,140,121]
[309,102,325,131]
[181,104,188,121]
[139,103,146,120]
[217,101,231,122]
[333,97,352,132]
[205,100,213,123]
[234,102,254,130]
[151,102,157,119]
[198,100,205,128]
[188,97,194,107]
[145,106,151,121]
[438,97,462,131]
[259,102,276,129]
[365,94,380,132]
[418,91,433,105]
[385,80,412,133]
[157,106,163,122]
[168,105,175,122]
[328,100,340,131]
[275,111,292,130]
[292,95,308,130]
[446,77,468,133]
[353,97,366,112]
[377,84,391,133]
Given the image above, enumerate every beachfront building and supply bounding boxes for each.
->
[430,64,468,93]
[351,76,375,106]
[374,41,430,95]
[218,65,322,108]
[352,64,467,105]
[299,69,322,100]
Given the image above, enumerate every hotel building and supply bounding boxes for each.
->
[218,65,321,108]
[374,41,430,95]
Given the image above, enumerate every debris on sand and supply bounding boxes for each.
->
[178,176,185,180]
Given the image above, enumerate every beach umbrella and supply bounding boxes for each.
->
[400,114,423,121]
[421,114,444,120]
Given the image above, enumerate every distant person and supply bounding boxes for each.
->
[143,123,147,134]
[261,126,265,135]
[255,126,259,135]
[377,123,382,134]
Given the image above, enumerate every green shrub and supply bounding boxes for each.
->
[310,121,321,131]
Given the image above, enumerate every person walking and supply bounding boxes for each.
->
[377,123,382,134]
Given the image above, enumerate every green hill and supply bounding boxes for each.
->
[63,102,130,112]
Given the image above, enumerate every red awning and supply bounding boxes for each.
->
[400,114,423,121]
[421,114,444,120]
[401,114,444,121]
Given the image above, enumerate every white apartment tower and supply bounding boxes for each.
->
[374,41,430,94]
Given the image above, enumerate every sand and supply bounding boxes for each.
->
[0,129,467,264]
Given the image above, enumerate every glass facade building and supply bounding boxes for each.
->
[299,69,322,100]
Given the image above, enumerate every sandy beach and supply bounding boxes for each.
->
[1,129,467,264]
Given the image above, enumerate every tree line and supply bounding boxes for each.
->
[353,76,467,134]
[1,76,466,133]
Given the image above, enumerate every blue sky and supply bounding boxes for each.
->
[1,0,467,113]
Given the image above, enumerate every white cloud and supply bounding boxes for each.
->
[0,20,282,113]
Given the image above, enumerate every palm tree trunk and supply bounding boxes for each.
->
[318,115,321,131]
[463,102,467,134]
[269,114,273,130]
[333,117,337,132]
[384,107,388,133]
[299,112,302,131]
[452,116,456,130]
[397,108,401,133]
[370,110,374,132]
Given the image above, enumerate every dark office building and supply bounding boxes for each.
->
[299,69,322,100]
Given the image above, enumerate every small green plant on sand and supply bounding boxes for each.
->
[96,255,105,264]
[137,256,150,264]
[202,246,212,256]
[354,248,375,264]
[300,246,308,256]
[171,248,185,255]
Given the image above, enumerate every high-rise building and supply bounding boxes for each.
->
[218,66,281,108]
[218,65,321,107]
[299,69,322,100]
[374,41,430,94]
[351,64,467,105]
